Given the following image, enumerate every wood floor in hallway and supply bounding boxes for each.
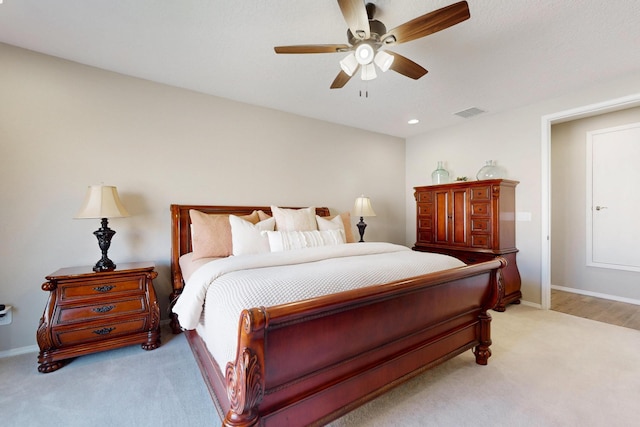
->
[551,289,640,331]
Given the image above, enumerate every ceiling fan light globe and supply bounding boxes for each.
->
[374,51,394,72]
[355,43,375,65]
[361,63,377,81]
[339,53,358,76]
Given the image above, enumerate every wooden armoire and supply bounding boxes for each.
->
[413,179,521,311]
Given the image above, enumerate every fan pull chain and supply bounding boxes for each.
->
[359,81,369,98]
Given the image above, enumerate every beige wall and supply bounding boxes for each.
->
[0,43,404,353]
[2,39,639,353]
[405,73,640,306]
[551,107,640,300]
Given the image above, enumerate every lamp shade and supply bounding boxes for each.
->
[75,185,129,219]
[360,63,377,81]
[340,53,359,76]
[353,196,376,217]
[374,50,394,72]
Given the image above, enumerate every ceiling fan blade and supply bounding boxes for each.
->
[274,44,351,54]
[381,1,470,45]
[386,51,428,80]
[337,0,370,40]
[330,70,355,89]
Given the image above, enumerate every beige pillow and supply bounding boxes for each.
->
[257,210,271,221]
[190,210,259,259]
[317,213,356,243]
[337,212,356,243]
[270,206,318,231]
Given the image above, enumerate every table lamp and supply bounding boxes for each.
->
[353,195,376,242]
[75,185,129,272]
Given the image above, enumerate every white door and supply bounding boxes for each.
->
[587,122,640,271]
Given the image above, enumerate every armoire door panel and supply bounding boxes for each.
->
[434,190,449,243]
[451,188,468,245]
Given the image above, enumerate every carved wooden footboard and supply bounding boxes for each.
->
[170,204,504,426]
[220,259,503,426]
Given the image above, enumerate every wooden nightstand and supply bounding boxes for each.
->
[37,262,160,373]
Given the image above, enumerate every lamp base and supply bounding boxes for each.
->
[93,218,117,272]
[93,258,116,272]
[357,216,367,243]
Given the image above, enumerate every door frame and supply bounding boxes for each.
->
[540,93,640,310]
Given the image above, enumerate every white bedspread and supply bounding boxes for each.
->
[172,242,465,366]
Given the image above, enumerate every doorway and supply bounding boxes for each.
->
[541,93,640,310]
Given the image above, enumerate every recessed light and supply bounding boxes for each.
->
[408,119,419,125]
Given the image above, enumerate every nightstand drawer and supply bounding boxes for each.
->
[54,318,148,346]
[60,277,145,301]
[56,297,147,325]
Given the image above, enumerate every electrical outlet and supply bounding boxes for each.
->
[0,305,12,326]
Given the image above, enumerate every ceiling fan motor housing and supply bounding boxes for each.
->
[347,19,387,45]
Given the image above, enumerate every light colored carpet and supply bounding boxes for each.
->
[2,305,639,426]
[0,324,218,426]
[329,304,640,426]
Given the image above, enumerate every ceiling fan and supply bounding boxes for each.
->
[274,0,470,89]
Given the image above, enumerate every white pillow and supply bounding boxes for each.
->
[271,206,318,231]
[265,229,345,252]
[316,215,345,234]
[229,215,276,256]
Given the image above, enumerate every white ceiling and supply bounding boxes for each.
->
[1,0,639,138]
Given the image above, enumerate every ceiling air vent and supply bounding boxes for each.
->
[454,107,485,119]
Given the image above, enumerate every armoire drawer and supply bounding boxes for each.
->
[470,234,491,249]
[471,202,490,216]
[471,218,491,232]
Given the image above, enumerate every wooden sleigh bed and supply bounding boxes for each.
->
[170,204,505,427]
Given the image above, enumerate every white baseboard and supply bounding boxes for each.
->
[551,285,640,306]
[0,344,38,359]
[519,300,542,309]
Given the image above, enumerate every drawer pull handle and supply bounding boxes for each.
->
[93,285,115,293]
[93,327,115,335]
[92,305,115,314]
